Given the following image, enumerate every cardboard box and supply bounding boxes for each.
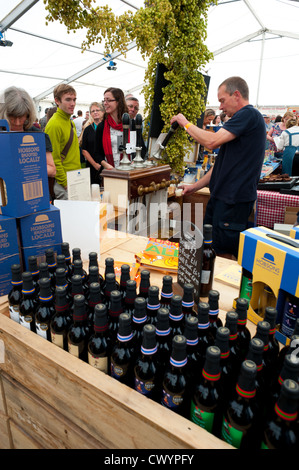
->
[284,206,299,225]
[290,226,299,240]
[18,205,63,270]
[0,215,21,296]
[0,124,50,218]
[238,226,299,345]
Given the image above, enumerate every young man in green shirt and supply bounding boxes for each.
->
[45,84,81,199]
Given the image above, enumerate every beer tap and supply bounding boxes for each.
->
[118,112,132,171]
[132,113,145,168]
[149,121,179,162]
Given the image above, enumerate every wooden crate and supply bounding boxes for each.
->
[0,297,232,450]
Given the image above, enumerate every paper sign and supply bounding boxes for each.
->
[67,167,91,201]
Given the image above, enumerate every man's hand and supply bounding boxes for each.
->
[170,113,189,128]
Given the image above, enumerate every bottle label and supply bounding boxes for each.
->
[281,300,299,338]
[68,340,84,358]
[9,305,20,323]
[240,275,252,301]
[201,270,211,285]
[51,330,64,349]
[135,377,155,396]
[161,389,184,410]
[88,352,108,374]
[221,417,244,448]
[19,314,33,330]
[110,360,128,379]
[36,322,48,340]
[190,400,215,432]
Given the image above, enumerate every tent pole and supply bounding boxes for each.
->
[256,31,265,108]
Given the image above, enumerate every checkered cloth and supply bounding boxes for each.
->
[256,190,299,228]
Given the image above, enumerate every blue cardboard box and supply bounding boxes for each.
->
[0,121,50,218]
[18,205,63,270]
[0,215,22,296]
[290,226,299,240]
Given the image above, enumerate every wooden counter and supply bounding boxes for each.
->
[0,229,243,450]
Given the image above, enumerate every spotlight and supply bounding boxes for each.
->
[107,60,117,71]
[0,32,13,47]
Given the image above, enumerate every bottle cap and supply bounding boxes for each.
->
[215,326,230,353]
[202,345,221,378]
[171,335,187,365]
[45,248,56,265]
[246,338,264,368]
[73,294,86,321]
[255,321,270,346]
[105,257,114,266]
[118,312,132,338]
[280,354,299,381]
[21,271,34,292]
[39,262,49,278]
[225,311,238,334]
[133,297,147,320]
[142,324,157,352]
[88,265,99,283]
[56,267,67,283]
[140,270,150,284]
[184,315,198,341]
[56,254,66,268]
[264,307,278,328]
[121,264,130,274]
[28,255,39,273]
[61,242,70,255]
[203,224,213,238]
[94,303,108,329]
[89,252,98,266]
[169,295,183,317]
[197,301,210,327]
[235,298,248,320]
[156,308,170,333]
[11,264,22,282]
[208,290,219,310]
[72,248,81,260]
[237,360,257,395]
[55,285,68,305]
[148,285,159,298]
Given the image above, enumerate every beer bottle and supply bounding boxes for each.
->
[208,290,222,339]
[253,320,273,386]
[103,272,119,307]
[181,283,195,318]
[161,335,188,417]
[56,254,68,279]
[160,275,173,309]
[123,280,137,315]
[269,354,299,415]
[190,345,223,436]
[146,286,160,325]
[87,263,103,291]
[55,267,71,302]
[67,294,91,362]
[235,297,251,361]
[88,303,112,374]
[245,338,267,411]
[35,277,55,341]
[39,262,51,282]
[87,282,103,327]
[107,290,123,344]
[138,270,150,299]
[156,307,172,387]
[8,264,22,323]
[19,271,38,332]
[264,306,280,374]
[61,242,72,279]
[45,248,57,288]
[110,312,135,386]
[200,224,216,297]
[262,379,299,449]
[225,311,242,378]
[132,297,148,350]
[169,295,185,338]
[221,360,259,449]
[70,274,88,314]
[104,257,120,289]
[197,301,214,369]
[50,286,72,350]
[184,315,201,388]
[277,331,299,374]
[215,326,235,406]
[239,268,253,302]
[119,264,131,297]
[28,255,40,295]
[72,259,89,296]
[134,324,159,401]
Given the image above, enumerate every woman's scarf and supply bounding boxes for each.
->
[102,114,123,167]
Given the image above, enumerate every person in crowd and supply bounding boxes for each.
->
[267,111,294,154]
[202,108,216,129]
[220,112,229,124]
[213,115,222,126]
[0,86,56,178]
[46,106,57,122]
[39,108,49,130]
[73,110,85,137]
[125,95,147,158]
[81,102,105,185]
[45,84,81,199]
[94,87,129,169]
[276,115,299,175]
[263,114,272,150]
[171,76,265,259]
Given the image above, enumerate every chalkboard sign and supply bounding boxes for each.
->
[177,221,203,304]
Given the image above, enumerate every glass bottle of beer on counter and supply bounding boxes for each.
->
[103,273,119,307]
[138,270,150,300]
[87,281,103,327]
[8,264,23,323]
[134,324,159,401]
[156,307,172,387]
[269,353,299,416]
[146,286,161,325]
[197,302,214,369]
[225,311,243,381]
[123,280,137,315]
[132,297,148,350]
[45,248,57,288]
[235,297,251,362]
[200,224,216,297]
[264,306,280,372]
[169,295,185,338]
[70,274,88,314]
[182,283,195,318]
[245,337,267,411]
[72,259,89,296]
[108,290,124,344]
[88,251,103,287]
[208,290,222,339]
[119,264,131,297]
[19,271,38,332]
[35,277,56,341]
[50,286,72,350]
[28,255,40,295]
[110,312,135,386]
[88,303,112,374]
[55,267,71,301]
[61,242,72,279]
[67,294,91,362]
[160,275,173,309]
[215,326,235,406]
[104,257,119,289]
[184,315,201,387]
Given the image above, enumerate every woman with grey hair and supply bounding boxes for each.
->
[0,86,56,178]
[81,101,105,185]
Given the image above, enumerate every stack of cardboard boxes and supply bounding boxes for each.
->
[0,122,63,296]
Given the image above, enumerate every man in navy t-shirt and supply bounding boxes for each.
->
[171,76,265,259]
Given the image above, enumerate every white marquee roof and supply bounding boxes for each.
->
[1,0,299,115]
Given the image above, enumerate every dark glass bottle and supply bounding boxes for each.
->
[19,271,38,332]
[245,337,267,411]
[110,312,135,386]
[8,264,22,323]
[87,281,103,327]
[277,330,299,375]
[132,297,148,350]
[184,315,201,388]
[161,334,188,417]
[67,294,91,361]
[35,277,56,341]
[108,289,123,344]
[72,259,89,296]
[138,270,150,299]
[181,283,195,317]
[104,256,115,278]
[103,272,119,307]
[221,360,259,449]
[155,307,172,387]
[208,290,222,339]
[225,311,243,379]
[55,267,71,301]
[28,255,40,295]
[88,303,112,374]
[253,320,273,386]
[87,265,100,286]
[134,323,159,401]
[70,274,88,313]
[146,286,160,325]
[197,301,214,370]
[119,264,131,296]
[45,248,57,287]
[88,252,102,286]
[160,275,173,309]
[123,280,137,314]
[61,241,72,280]
[50,286,72,350]
[269,353,299,415]
[190,345,223,436]
[39,262,51,282]
[262,379,299,449]
[71,247,83,273]
[264,306,280,375]
[215,326,235,406]
[56,254,68,278]
[239,268,253,303]
[200,224,216,297]
[169,295,185,338]
[235,297,251,362]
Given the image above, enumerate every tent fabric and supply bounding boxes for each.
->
[0,0,298,117]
